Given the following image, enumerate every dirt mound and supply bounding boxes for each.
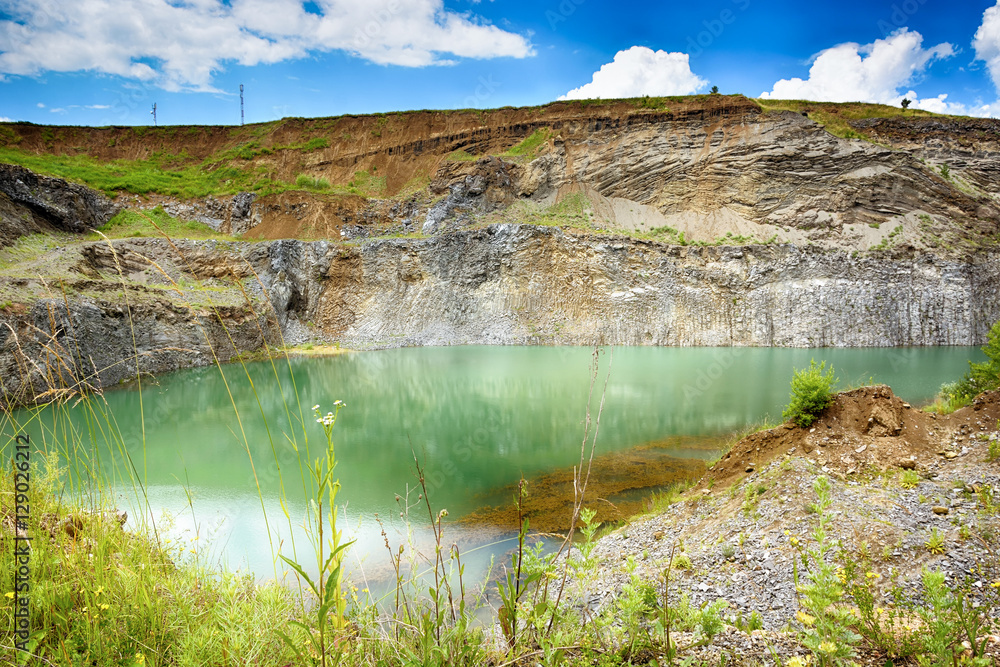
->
[700,386,1000,491]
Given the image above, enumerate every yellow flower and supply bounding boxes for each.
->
[4,592,13,599]
[990,580,1000,589]
[866,571,881,580]
[790,537,800,547]
[100,603,109,611]
[784,530,790,536]
[95,586,104,595]
[134,653,146,666]
[796,611,816,626]
[818,641,836,654]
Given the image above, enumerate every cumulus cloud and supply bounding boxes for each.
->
[759,29,952,105]
[0,0,534,91]
[974,2,1000,90]
[0,116,13,122]
[559,46,707,100]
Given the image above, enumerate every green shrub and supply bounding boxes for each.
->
[294,173,331,191]
[782,360,838,427]
[942,320,1000,403]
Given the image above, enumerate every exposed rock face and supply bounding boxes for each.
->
[2,224,997,406]
[293,225,1000,348]
[850,116,1000,199]
[59,98,995,253]
[0,163,120,245]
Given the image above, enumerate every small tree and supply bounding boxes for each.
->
[782,360,838,427]
[710,85,719,94]
[901,98,912,110]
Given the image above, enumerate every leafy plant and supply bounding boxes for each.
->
[925,527,946,555]
[783,360,839,427]
[295,173,331,191]
[277,403,353,667]
[940,319,1000,404]
[793,476,861,667]
[900,469,921,489]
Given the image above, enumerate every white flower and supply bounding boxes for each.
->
[312,404,320,411]
[334,399,343,406]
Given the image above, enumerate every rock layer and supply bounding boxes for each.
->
[0,163,120,245]
[4,225,996,407]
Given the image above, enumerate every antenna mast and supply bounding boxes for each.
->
[240,84,244,126]
[150,103,157,126]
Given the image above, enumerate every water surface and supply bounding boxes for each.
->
[6,345,983,580]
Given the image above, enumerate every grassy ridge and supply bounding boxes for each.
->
[0,96,943,202]
[754,98,941,140]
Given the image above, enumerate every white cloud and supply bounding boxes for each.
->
[974,2,1000,90]
[0,0,534,91]
[759,29,952,105]
[559,46,707,100]
[0,116,13,122]
[85,104,110,109]
[36,102,44,108]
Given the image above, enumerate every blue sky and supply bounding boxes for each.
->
[2,0,1000,126]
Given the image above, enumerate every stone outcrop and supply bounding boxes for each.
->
[4,225,997,406]
[265,224,1000,348]
[2,98,1000,407]
[0,163,120,246]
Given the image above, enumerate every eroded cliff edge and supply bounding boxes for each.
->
[2,97,999,407]
[3,226,998,407]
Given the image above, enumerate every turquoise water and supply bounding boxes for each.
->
[3,345,984,580]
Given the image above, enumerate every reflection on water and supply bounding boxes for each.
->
[6,345,984,581]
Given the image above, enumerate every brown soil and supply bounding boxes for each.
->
[698,385,1000,492]
[457,387,1000,538]
[1,95,759,199]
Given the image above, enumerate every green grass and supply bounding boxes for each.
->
[94,207,233,240]
[347,169,386,197]
[294,173,332,191]
[445,149,477,162]
[754,98,942,142]
[501,128,551,159]
[0,146,283,198]
[0,445,302,666]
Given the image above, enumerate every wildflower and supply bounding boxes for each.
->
[796,611,815,626]
[818,641,836,654]
[312,405,320,411]
[991,580,1000,588]
[784,530,790,536]
[790,536,800,546]
[95,586,104,595]
[785,657,809,667]
[334,399,343,406]
[100,603,109,611]
[4,592,13,599]
[866,571,881,580]
[135,654,145,666]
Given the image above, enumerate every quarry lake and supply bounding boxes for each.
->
[13,345,986,583]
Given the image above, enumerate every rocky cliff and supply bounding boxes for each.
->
[3,226,998,407]
[1,97,999,407]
